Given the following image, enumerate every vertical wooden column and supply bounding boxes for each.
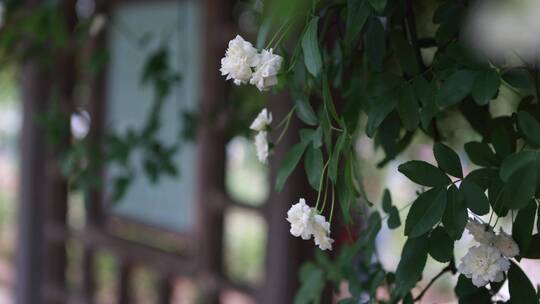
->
[41,2,77,303]
[82,1,110,301]
[16,57,51,304]
[157,275,172,304]
[197,0,235,302]
[259,93,317,304]
[118,262,133,304]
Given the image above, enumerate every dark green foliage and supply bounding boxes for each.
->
[394,234,429,298]
[398,160,451,187]
[464,142,499,167]
[302,17,322,77]
[405,187,447,238]
[382,189,401,229]
[517,111,540,148]
[434,143,463,178]
[442,185,468,240]
[436,70,476,107]
[460,179,490,216]
[508,262,539,304]
[276,142,308,191]
[428,226,454,263]
[305,146,324,191]
[471,69,500,105]
[512,200,537,256]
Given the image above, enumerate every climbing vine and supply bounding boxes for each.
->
[222,0,540,302]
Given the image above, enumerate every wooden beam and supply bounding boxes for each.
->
[197,0,236,302]
[16,48,51,304]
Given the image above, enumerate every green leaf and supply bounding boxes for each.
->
[491,125,515,159]
[382,189,401,229]
[368,0,386,13]
[359,212,382,259]
[397,84,419,131]
[276,142,308,191]
[512,200,537,255]
[489,172,509,217]
[502,164,538,210]
[323,74,340,122]
[345,154,361,197]
[517,111,540,148]
[312,127,323,148]
[302,17,322,77]
[499,151,537,182]
[455,275,492,302]
[305,146,324,191]
[391,32,419,76]
[405,187,447,238]
[464,141,499,167]
[428,226,454,263]
[523,234,540,259]
[294,262,325,304]
[508,261,538,304]
[502,69,532,89]
[467,168,495,190]
[398,160,451,187]
[460,179,490,216]
[366,91,398,137]
[337,176,353,224]
[471,69,500,105]
[299,128,315,144]
[434,142,463,178]
[436,70,476,107]
[366,16,385,71]
[295,99,318,126]
[394,235,429,297]
[345,0,371,45]
[442,185,468,240]
[329,132,348,182]
[413,77,438,129]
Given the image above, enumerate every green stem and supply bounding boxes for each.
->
[315,161,330,210]
[329,184,336,224]
[319,170,330,213]
[276,106,296,144]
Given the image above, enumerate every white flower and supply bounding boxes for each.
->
[493,229,520,258]
[250,108,273,131]
[311,214,334,251]
[466,218,495,245]
[286,198,313,240]
[458,244,510,287]
[89,14,107,37]
[220,35,259,85]
[249,48,283,91]
[285,199,334,251]
[254,131,269,164]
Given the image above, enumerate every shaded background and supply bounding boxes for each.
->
[0,0,540,303]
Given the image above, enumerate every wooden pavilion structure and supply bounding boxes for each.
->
[15,0,315,303]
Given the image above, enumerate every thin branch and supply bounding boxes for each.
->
[413,261,456,302]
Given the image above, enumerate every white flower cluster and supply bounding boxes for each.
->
[457,218,519,287]
[250,108,272,164]
[220,35,283,91]
[286,198,334,250]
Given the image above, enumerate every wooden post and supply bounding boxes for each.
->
[197,0,235,302]
[118,262,133,304]
[16,57,51,304]
[258,92,317,303]
[157,275,172,304]
[41,2,78,303]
